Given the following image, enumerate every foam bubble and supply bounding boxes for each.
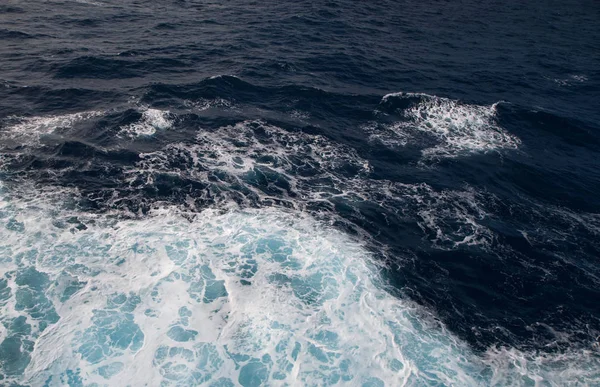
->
[393,183,495,250]
[550,74,588,87]
[209,74,240,80]
[1,182,598,386]
[119,108,173,138]
[71,0,104,5]
[184,98,234,112]
[482,346,600,386]
[381,91,434,103]
[127,120,496,250]
[0,183,467,385]
[290,110,310,120]
[130,119,372,209]
[0,111,103,147]
[371,94,520,160]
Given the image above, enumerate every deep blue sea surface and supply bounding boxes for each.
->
[1,0,599,385]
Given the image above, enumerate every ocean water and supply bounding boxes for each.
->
[1,0,599,386]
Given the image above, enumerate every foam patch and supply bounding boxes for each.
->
[369,93,520,160]
[0,182,597,386]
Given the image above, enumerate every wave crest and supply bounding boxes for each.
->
[369,93,520,160]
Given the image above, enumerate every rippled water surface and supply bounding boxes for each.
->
[1,0,600,385]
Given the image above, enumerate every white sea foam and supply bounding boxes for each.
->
[0,111,103,147]
[129,120,497,250]
[119,108,173,138]
[371,94,520,160]
[387,183,496,250]
[130,119,597,256]
[71,0,105,6]
[184,98,234,112]
[290,109,310,120]
[381,91,434,103]
[130,120,372,212]
[0,182,598,386]
[209,74,240,80]
[551,74,588,87]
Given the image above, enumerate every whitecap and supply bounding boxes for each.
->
[0,111,103,147]
[119,108,173,138]
[551,74,588,87]
[370,94,520,160]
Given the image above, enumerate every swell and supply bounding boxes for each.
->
[51,56,191,80]
[0,83,124,118]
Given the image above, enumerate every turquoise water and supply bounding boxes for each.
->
[0,182,597,386]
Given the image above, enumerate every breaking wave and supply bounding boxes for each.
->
[366,93,520,160]
[0,111,103,148]
[118,108,174,138]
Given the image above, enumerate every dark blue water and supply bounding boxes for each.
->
[1,0,599,385]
